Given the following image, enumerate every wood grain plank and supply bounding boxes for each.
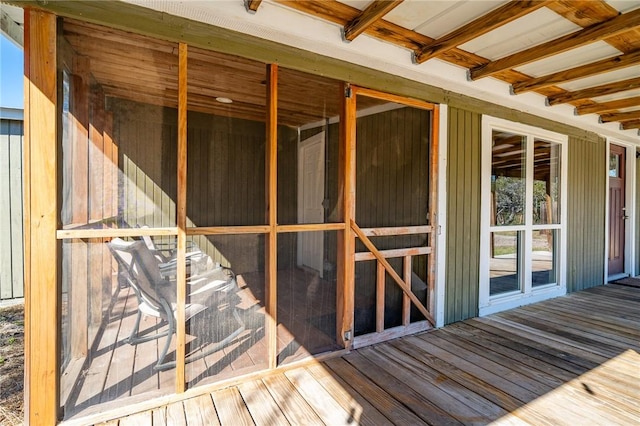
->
[360,345,492,425]
[24,9,59,424]
[383,340,509,420]
[324,357,425,425]
[237,379,289,426]
[343,350,462,425]
[165,400,187,426]
[182,393,219,426]
[284,367,355,424]
[117,410,152,426]
[262,374,323,425]
[212,387,254,426]
[151,406,167,426]
[265,63,278,369]
[306,363,393,426]
[344,0,404,42]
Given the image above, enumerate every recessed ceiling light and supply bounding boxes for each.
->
[215,97,233,104]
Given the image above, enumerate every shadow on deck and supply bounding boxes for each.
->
[81,284,639,425]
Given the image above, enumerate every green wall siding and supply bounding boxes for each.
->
[444,107,481,324]
[566,135,606,292]
[0,119,24,301]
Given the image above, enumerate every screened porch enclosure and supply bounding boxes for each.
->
[56,18,437,420]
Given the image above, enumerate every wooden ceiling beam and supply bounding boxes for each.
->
[575,96,640,116]
[414,0,552,64]
[599,110,640,124]
[274,0,488,67]
[512,50,640,94]
[470,8,640,80]
[245,0,263,14]
[620,119,640,130]
[547,77,640,106]
[344,0,404,42]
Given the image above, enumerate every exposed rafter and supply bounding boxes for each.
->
[599,110,640,124]
[470,8,640,80]
[620,119,640,130]
[547,77,640,106]
[575,97,640,116]
[512,50,640,94]
[244,0,263,13]
[344,0,403,42]
[414,0,552,64]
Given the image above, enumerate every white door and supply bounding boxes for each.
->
[298,132,325,276]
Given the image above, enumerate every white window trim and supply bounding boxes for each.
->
[479,116,568,316]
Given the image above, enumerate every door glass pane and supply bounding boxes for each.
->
[534,140,561,225]
[492,131,526,226]
[609,154,620,177]
[532,229,558,287]
[489,231,522,296]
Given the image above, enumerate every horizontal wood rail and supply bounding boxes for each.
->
[350,220,435,326]
[187,226,271,235]
[360,225,431,236]
[354,246,431,262]
[276,223,346,233]
[57,226,178,239]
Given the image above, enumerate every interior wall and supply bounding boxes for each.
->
[566,135,606,291]
[111,98,300,273]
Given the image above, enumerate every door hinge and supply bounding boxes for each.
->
[344,84,352,98]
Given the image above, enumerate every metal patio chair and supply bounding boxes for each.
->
[108,238,245,370]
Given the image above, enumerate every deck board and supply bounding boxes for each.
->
[90,284,639,426]
[237,379,289,426]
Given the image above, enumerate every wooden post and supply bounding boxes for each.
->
[175,42,188,393]
[23,8,59,424]
[337,83,356,348]
[69,62,90,359]
[88,88,105,337]
[402,255,411,326]
[376,261,385,332]
[265,64,278,369]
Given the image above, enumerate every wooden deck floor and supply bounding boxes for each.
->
[87,284,639,425]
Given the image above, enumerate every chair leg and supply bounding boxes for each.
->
[154,306,247,371]
[154,299,176,371]
[127,310,143,344]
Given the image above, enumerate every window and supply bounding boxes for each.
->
[480,117,567,315]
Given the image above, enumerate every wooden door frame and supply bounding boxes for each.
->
[342,85,439,349]
[605,139,636,280]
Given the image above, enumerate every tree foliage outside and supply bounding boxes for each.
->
[493,176,554,225]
